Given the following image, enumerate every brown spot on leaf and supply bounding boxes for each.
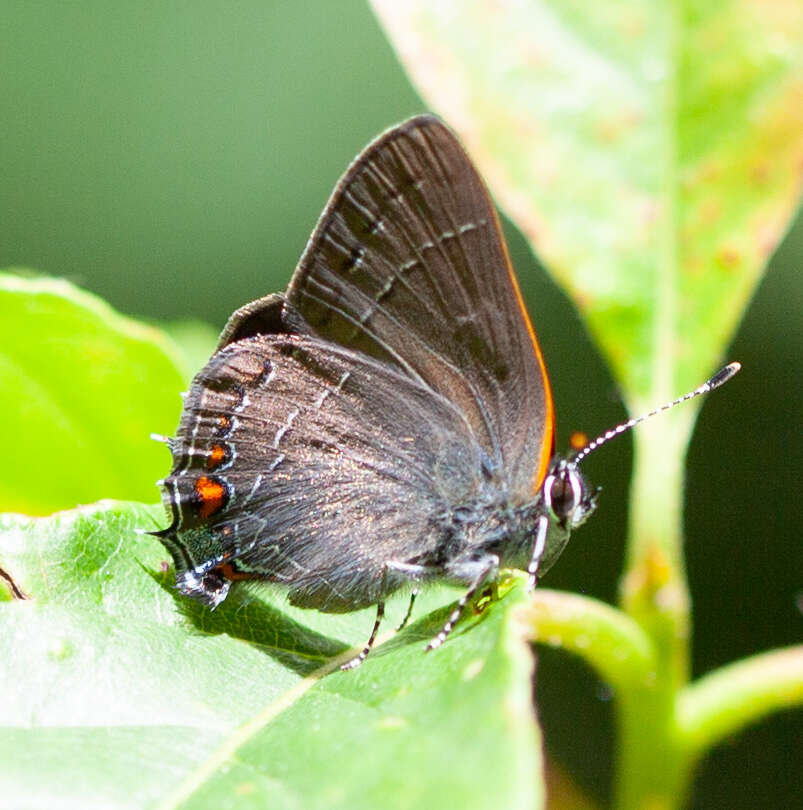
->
[715,247,741,270]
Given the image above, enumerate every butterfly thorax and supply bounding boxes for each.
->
[423,453,600,587]
[422,489,543,582]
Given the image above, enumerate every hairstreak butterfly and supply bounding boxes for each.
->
[151,115,739,669]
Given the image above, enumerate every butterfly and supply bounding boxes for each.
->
[152,115,738,668]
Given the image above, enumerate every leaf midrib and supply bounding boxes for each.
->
[649,1,680,413]
[152,638,379,809]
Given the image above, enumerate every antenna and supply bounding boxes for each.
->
[572,362,741,465]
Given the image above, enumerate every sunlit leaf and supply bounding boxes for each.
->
[0,504,544,810]
[1,273,186,514]
[372,0,803,405]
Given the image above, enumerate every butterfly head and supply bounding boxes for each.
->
[542,457,599,532]
[521,456,598,580]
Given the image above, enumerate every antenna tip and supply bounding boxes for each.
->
[708,361,741,389]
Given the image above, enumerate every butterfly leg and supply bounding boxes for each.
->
[395,589,418,632]
[386,560,437,632]
[527,513,549,591]
[426,554,499,652]
[341,601,386,671]
[340,559,430,670]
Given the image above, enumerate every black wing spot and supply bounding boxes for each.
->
[256,359,273,385]
[365,217,383,235]
[341,245,365,273]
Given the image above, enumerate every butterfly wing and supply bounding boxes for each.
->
[158,333,487,611]
[224,115,554,497]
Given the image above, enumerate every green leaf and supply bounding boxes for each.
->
[160,319,220,379]
[0,504,544,810]
[0,273,186,515]
[371,1,803,405]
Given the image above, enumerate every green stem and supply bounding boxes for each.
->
[621,415,694,682]
[522,589,656,693]
[614,414,695,810]
[676,645,803,769]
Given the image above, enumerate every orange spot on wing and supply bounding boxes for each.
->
[217,561,259,582]
[215,415,232,437]
[206,444,228,469]
[194,476,228,518]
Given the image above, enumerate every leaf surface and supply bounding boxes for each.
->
[371,1,803,404]
[0,503,544,810]
[1,273,187,514]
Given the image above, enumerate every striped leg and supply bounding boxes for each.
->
[426,555,499,652]
[396,588,418,632]
[341,601,385,671]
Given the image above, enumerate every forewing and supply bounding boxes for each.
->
[159,334,486,612]
[285,115,553,495]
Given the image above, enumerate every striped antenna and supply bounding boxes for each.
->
[573,362,741,465]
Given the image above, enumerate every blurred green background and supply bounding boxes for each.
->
[2,2,800,807]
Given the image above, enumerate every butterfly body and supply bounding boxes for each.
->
[157,319,579,613]
[154,115,598,662]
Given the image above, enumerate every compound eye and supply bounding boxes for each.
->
[549,476,576,521]
[544,466,584,524]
